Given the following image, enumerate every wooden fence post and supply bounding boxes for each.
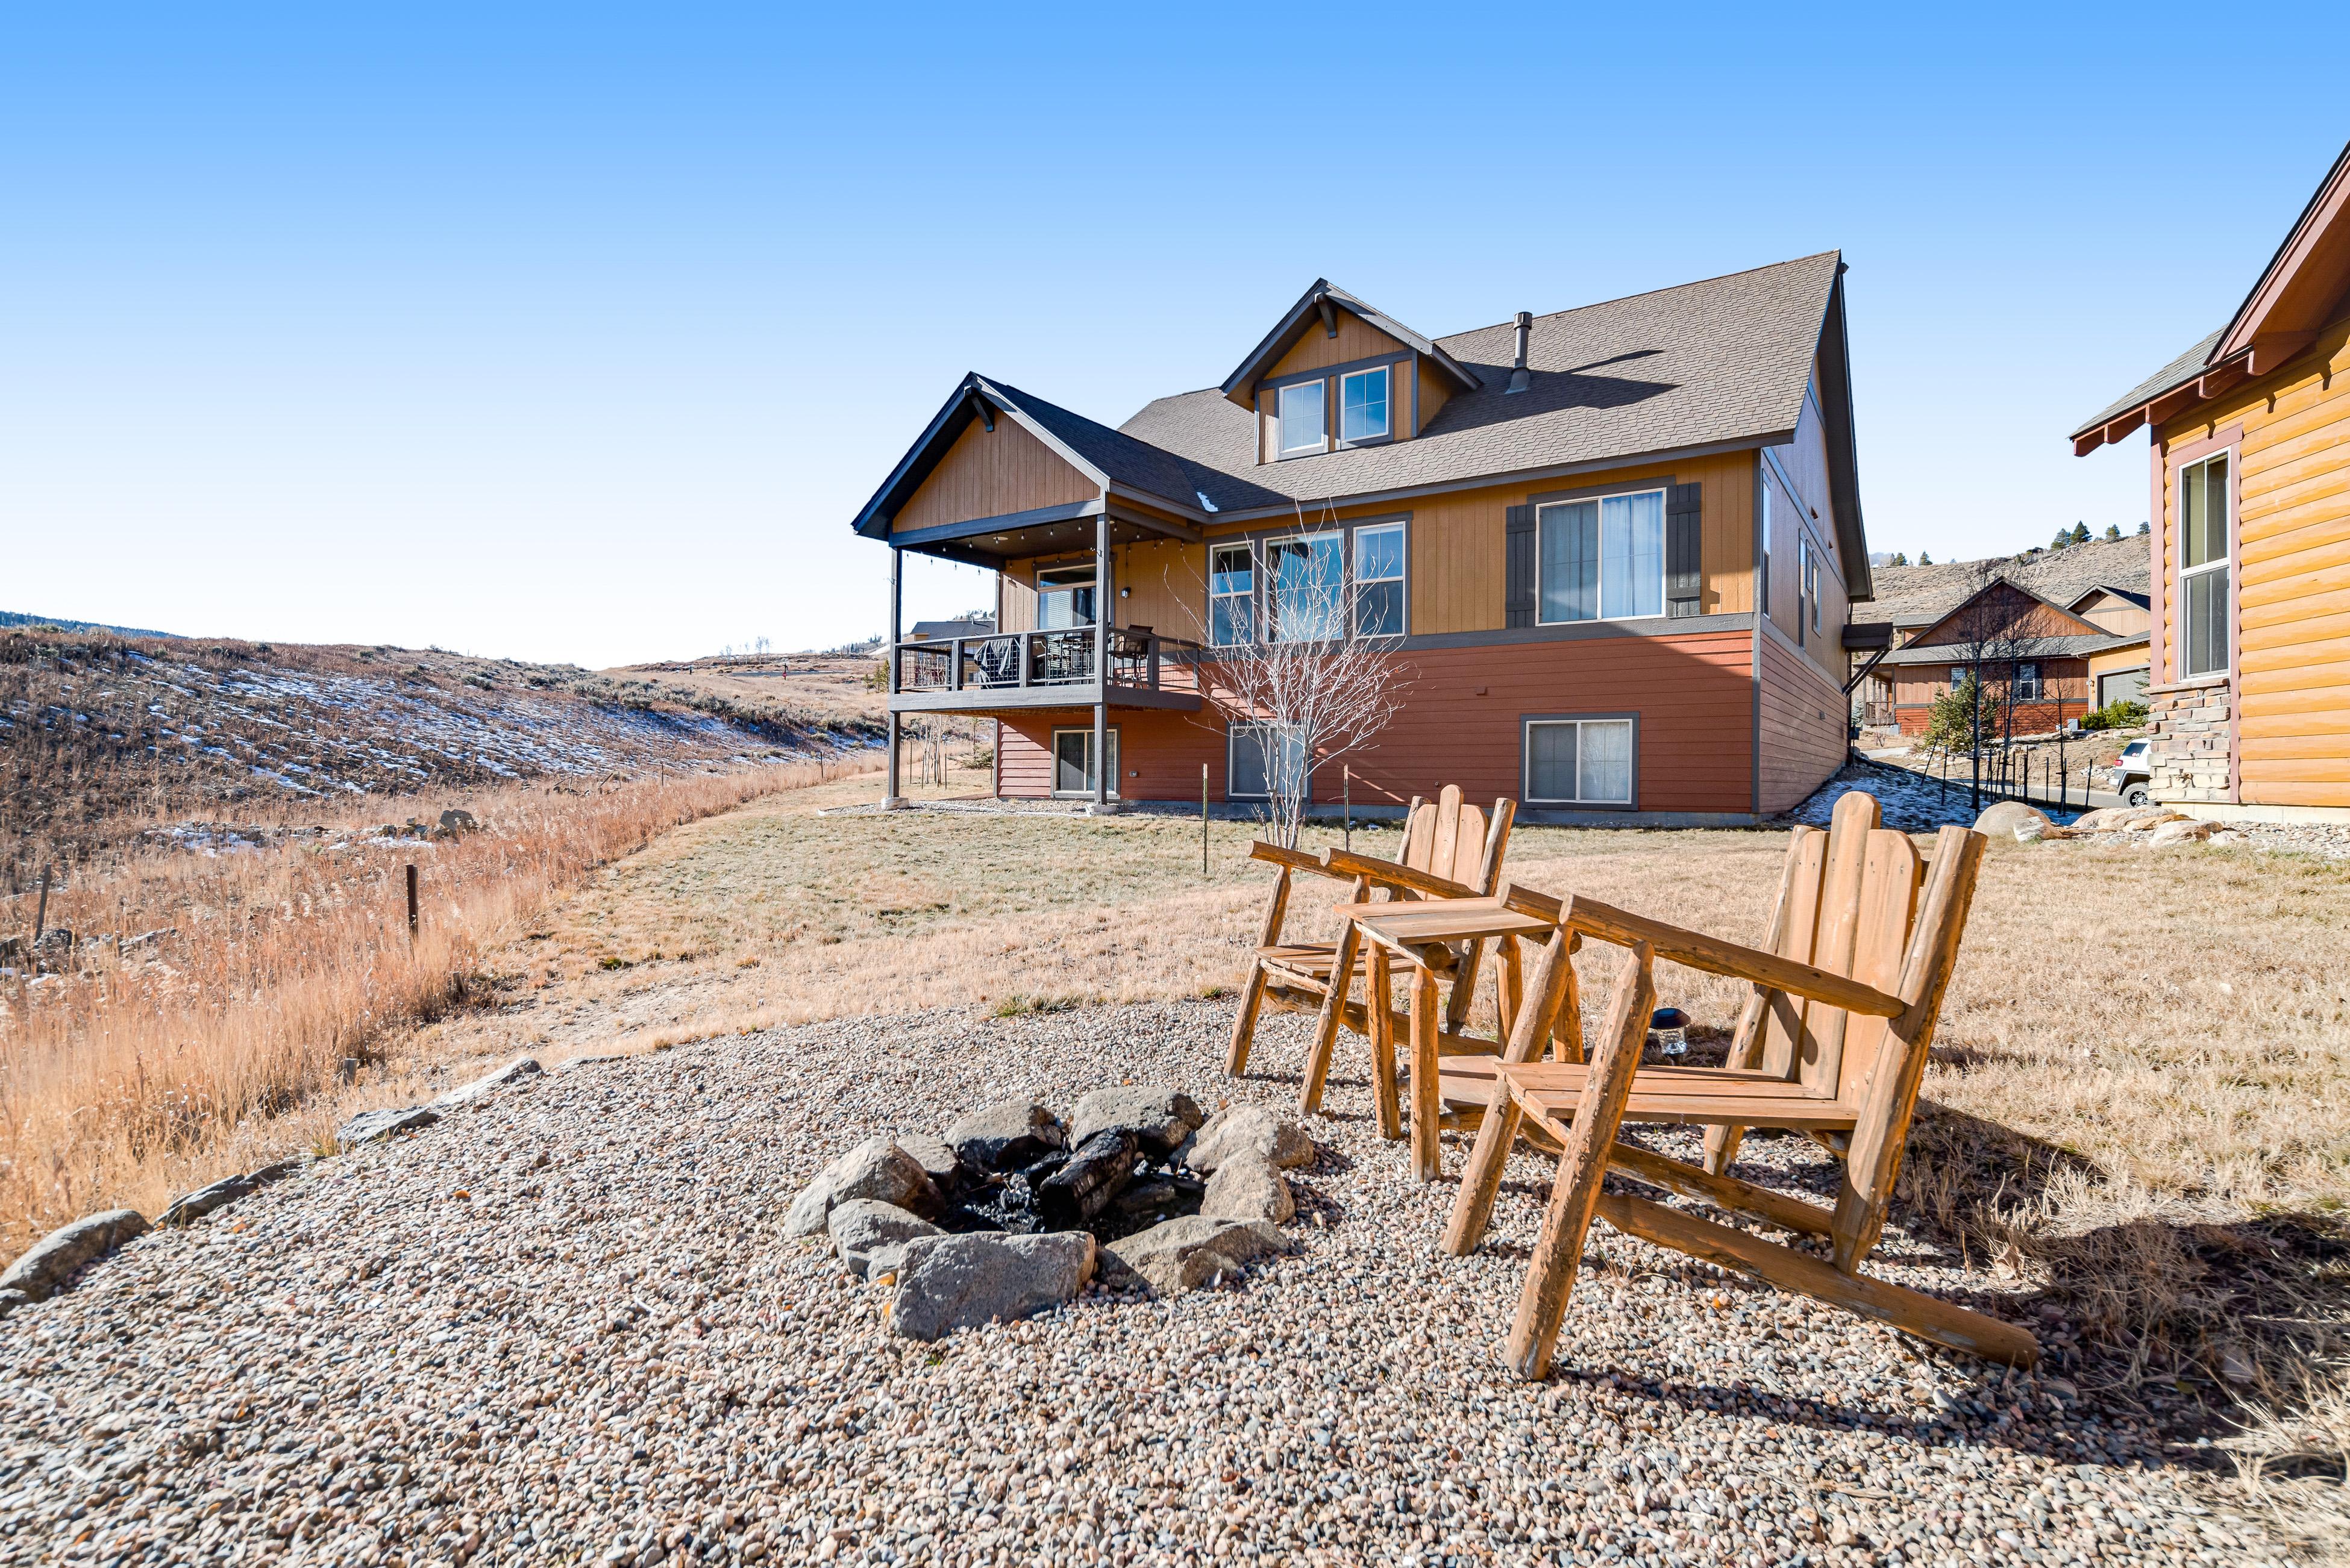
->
[1201,764,1209,875]
[406,864,419,940]
[33,864,52,946]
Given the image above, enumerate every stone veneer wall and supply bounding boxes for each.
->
[2145,676,2233,803]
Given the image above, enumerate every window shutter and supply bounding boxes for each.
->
[1665,482,1703,617]
[1505,505,1537,628]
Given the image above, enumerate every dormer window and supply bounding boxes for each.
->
[1340,367,1390,443]
[1277,380,1327,455]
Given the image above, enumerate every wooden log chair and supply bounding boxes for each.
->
[1226,785,1517,1122]
[1438,792,2040,1377]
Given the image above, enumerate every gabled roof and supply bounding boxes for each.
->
[2065,583,2149,612]
[1902,573,2115,654]
[2073,140,2350,452]
[848,373,1286,540]
[1218,280,1480,408]
[1875,631,2142,667]
[1127,253,1865,589]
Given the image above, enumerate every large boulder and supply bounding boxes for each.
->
[944,1101,1065,1172]
[1036,1129,1139,1230]
[896,1132,960,1186]
[1106,1214,1294,1296]
[1067,1086,1205,1160]
[1183,1107,1314,1174]
[2073,805,2175,832]
[888,1232,1097,1342]
[157,1158,305,1228]
[785,1137,941,1238]
[433,1055,542,1108]
[1,1209,149,1305]
[2147,817,2217,848]
[1972,800,2050,840]
[1200,1158,1294,1225]
[336,1105,440,1149]
[827,1199,942,1280]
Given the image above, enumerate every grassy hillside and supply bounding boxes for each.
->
[0,627,885,876]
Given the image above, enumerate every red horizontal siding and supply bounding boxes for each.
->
[992,631,1758,814]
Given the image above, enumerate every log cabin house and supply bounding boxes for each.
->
[851,254,1872,822]
[2071,140,2350,822]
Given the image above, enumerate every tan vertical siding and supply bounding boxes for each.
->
[1266,315,1408,378]
[891,417,1096,534]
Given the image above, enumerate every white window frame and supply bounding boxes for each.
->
[1208,541,1254,648]
[1048,726,1118,799]
[1036,561,1097,631]
[1277,380,1327,457]
[1534,486,1669,625]
[1226,721,1307,802]
[1758,481,1771,618]
[2178,449,2232,679]
[1521,716,1637,808]
[1352,520,1406,638]
[2014,662,2041,701]
[1338,366,1391,445]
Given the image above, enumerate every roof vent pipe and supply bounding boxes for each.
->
[1506,311,1532,394]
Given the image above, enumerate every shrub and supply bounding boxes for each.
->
[1922,675,1983,752]
[2078,698,2149,732]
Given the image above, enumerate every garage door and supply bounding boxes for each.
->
[2098,667,2148,708]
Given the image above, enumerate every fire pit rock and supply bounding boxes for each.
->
[785,1137,942,1238]
[1106,1214,1296,1296]
[827,1199,943,1280]
[1067,1086,1205,1160]
[888,1231,1097,1342]
[944,1100,1067,1173]
[1183,1106,1316,1173]
[1202,1158,1294,1225]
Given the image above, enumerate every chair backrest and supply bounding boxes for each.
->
[1754,791,1970,1104]
[1394,784,1517,895]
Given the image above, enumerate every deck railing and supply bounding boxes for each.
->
[893,627,1201,698]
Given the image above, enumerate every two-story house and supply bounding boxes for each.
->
[2070,140,2350,822]
[851,254,1872,823]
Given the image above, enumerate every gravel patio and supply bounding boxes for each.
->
[1,1002,2288,1566]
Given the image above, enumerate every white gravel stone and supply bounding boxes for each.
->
[0,1000,2282,1566]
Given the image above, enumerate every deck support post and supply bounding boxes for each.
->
[1091,510,1114,814]
[885,545,906,808]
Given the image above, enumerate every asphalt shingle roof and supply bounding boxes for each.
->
[1119,252,1844,510]
[2073,330,2222,437]
[1876,631,2140,667]
[1864,536,2153,627]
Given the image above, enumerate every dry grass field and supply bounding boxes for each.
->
[373,770,2350,1526]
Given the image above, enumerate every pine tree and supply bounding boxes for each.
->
[1919,551,1933,565]
[2137,521,2151,536]
[1890,551,1910,566]
[2103,523,2121,540]
[2052,526,2075,549]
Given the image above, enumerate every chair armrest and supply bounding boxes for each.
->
[1496,882,1905,1019]
[1324,848,1479,901]
[1247,842,1357,882]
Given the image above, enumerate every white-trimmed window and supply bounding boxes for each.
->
[1758,483,1771,617]
[2179,451,2230,678]
[1277,380,1326,456]
[1209,543,1253,647]
[1354,522,1405,637]
[1340,367,1390,443]
[1037,562,1096,630]
[1523,718,1634,807]
[1227,722,1306,801]
[2014,663,2041,701]
[1051,728,1118,798]
[1537,489,1665,622]
[1808,539,1822,638]
[1266,531,1344,642]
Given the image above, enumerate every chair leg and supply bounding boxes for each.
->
[1495,934,1523,1041]
[1368,943,1402,1140]
[1701,1125,1746,1177]
[1408,965,1442,1182]
[1442,1076,1523,1254]
[1298,919,1362,1114]
[1227,959,1271,1076]
[1505,947,1655,1382]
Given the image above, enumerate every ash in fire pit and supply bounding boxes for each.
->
[785,1086,1317,1341]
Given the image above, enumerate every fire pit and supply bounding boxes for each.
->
[784,1085,1315,1341]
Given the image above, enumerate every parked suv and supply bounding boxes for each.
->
[2109,739,2151,807]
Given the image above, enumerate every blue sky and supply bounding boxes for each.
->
[5,5,2345,668]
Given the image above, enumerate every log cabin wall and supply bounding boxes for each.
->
[2150,309,2350,810]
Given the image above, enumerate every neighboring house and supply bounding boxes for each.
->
[851,254,1872,822]
[906,618,996,642]
[2071,141,2350,822]
[1846,536,2151,730]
